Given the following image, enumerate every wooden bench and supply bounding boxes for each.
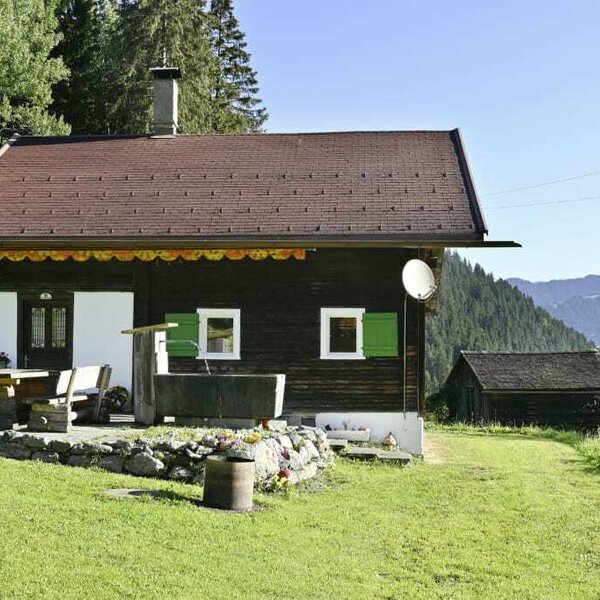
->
[27,365,112,433]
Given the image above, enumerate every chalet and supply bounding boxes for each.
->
[446,350,600,428]
[0,67,511,454]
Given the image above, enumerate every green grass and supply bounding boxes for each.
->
[1,431,600,599]
[427,421,600,471]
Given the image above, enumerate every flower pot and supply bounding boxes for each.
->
[202,455,255,511]
[0,359,10,370]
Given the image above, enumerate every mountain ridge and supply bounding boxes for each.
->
[508,275,600,344]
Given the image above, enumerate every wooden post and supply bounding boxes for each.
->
[122,323,176,426]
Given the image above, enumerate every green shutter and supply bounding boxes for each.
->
[363,312,399,357]
[165,313,199,357]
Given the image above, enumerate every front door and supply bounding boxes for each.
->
[20,294,73,369]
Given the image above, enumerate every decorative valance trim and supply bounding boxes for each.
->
[0,248,306,262]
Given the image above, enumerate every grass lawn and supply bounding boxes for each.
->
[1,431,599,599]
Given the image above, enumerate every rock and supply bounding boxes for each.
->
[304,440,320,461]
[168,466,194,481]
[184,440,199,452]
[277,435,294,449]
[105,440,132,454]
[2,444,31,460]
[70,441,112,456]
[48,439,72,454]
[98,455,123,473]
[192,470,205,485]
[298,428,317,443]
[201,435,218,449]
[287,449,303,470]
[155,439,186,453]
[21,434,49,450]
[31,451,60,463]
[68,455,94,468]
[298,445,311,466]
[8,433,26,445]
[288,462,319,484]
[131,444,152,456]
[252,441,279,480]
[288,431,302,450]
[125,452,165,477]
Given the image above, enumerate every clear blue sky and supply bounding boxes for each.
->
[236,0,600,282]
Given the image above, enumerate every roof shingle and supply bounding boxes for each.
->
[459,351,600,391]
[0,130,486,242]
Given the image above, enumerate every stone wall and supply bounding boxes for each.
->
[0,426,333,487]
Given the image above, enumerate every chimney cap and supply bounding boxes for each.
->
[150,66,182,80]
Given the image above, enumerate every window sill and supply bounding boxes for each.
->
[197,353,240,361]
[320,354,366,360]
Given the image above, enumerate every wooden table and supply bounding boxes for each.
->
[0,369,51,429]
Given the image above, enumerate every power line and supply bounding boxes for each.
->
[485,170,600,196]
[487,193,600,210]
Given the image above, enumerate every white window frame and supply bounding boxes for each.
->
[197,308,241,360]
[320,307,365,360]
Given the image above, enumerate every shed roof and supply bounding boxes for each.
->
[0,129,487,245]
[457,350,600,392]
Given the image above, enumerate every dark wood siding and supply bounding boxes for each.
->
[0,248,424,414]
[483,391,600,429]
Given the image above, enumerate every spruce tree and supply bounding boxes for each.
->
[208,0,267,132]
[53,0,121,134]
[0,0,70,141]
[113,0,217,134]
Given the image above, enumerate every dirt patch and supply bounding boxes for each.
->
[423,433,445,465]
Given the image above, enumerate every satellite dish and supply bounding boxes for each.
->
[402,259,437,301]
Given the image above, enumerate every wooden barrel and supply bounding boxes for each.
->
[202,456,255,511]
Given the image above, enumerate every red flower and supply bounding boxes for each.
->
[278,468,291,479]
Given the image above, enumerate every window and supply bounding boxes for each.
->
[320,308,365,360]
[197,308,241,360]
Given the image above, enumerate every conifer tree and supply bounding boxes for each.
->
[208,0,267,132]
[0,0,70,141]
[53,0,121,134]
[425,252,594,397]
[113,0,217,134]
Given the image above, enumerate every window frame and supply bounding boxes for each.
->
[196,308,241,360]
[320,307,365,360]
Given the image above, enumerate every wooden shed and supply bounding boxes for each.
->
[445,350,600,428]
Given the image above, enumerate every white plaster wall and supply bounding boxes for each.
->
[73,292,133,390]
[315,412,424,455]
[0,292,18,366]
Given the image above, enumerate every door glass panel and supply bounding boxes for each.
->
[207,318,234,353]
[329,317,357,353]
[31,307,46,348]
[52,307,67,348]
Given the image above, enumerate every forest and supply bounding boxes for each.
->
[425,252,593,395]
[0,0,266,141]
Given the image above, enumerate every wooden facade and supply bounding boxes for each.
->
[0,248,426,416]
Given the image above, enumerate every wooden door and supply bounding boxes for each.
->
[20,296,73,369]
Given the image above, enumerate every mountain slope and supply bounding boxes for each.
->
[425,252,594,394]
[508,275,600,345]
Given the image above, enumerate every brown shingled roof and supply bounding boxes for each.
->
[458,351,600,392]
[0,130,486,244]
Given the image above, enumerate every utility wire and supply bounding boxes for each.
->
[487,193,600,210]
[485,170,600,196]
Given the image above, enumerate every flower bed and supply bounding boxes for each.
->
[0,426,334,489]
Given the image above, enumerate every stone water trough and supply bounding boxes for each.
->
[153,373,285,420]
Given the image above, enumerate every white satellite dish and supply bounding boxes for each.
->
[402,259,437,301]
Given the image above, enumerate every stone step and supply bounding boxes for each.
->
[344,446,380,460]
[376,450,411,464]
[325,429,370,442]
[327,438,349,451]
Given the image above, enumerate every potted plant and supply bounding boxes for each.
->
[0,352,10,369]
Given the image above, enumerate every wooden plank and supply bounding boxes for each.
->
[122,323,178,335]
